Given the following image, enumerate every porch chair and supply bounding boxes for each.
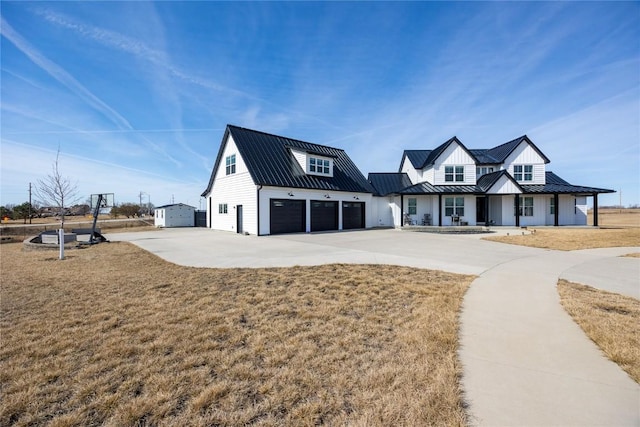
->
[422,213,432,226]
[451,215,460,226]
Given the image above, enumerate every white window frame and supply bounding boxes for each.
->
[309,157,331,175]
[549,197,555,215]
[445,165,465,182]
[218,203,228,214]
[514,196,533,216]
[445,197,464,217]
[514,164,533,182]
[476,166,495,177]
[225,154,236,175]
[408,198,417,215]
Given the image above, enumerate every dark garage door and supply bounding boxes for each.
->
[270,199,305,234]
[311,200,338,232]
[342,202,365,229]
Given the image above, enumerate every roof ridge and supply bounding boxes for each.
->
[486,135,527,152]
[227,124,345,152]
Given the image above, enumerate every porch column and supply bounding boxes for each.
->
[554,193,559,227]
[515,194,520,227]
[400,194,404,226]
[593,193,599,227]
[438,194,442,226]
[484,196,489,224]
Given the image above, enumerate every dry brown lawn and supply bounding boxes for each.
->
[589,208,640,228]
[622,253,640,258]
[484,228,640,251]
[0,242,473,426]
[557,280,640,383]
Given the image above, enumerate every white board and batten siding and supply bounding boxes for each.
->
[206,134,259,234]
[258,187,373,235]
[400,156,420,184]
[486,175,522,195]
[433,142,476,185]
[503,141,546,185]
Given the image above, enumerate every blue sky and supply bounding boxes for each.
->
[1,1,638,208]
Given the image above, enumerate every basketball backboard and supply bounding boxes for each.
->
[90,193,115,209]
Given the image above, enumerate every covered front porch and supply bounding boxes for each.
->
[398,192,605,228]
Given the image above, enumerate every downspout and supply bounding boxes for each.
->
[257,185,263,236]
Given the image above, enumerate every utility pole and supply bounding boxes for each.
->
[28,182,32,224]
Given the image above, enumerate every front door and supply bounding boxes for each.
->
[476,197,486,224]
[236,205,243,234]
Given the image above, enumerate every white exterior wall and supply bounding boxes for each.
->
[517,195,547,227]
[433,143,476,185]
[155,205,195,227]
[437,195,476,226]
[487,176,522,194]
[206,135,259,234]
[401,195,436,226]
[258,186,373,235]
[371,195,400,227]
[503,142,546,185]
[557,195,588,225]
[489,196,503,225]
[400,157,420,184]
[423,166,434,184]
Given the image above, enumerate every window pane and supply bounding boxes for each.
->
[455,166,464,174]
[445,197,453,207]
[445,207,453,216]
[445,166,453,173]
[310,158,316,165]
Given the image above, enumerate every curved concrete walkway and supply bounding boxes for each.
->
[460,247,640,426]
[109,228,640,425]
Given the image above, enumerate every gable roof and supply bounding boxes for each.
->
[368,173,413,196]
[481,135,551,164]
[202,125,375,196]
[476,170,524,193]
[400,136,479,171]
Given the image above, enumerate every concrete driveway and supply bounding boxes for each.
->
[109,227,640,426]
[109,227,541,275]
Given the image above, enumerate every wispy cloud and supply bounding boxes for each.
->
[1,17,182,167]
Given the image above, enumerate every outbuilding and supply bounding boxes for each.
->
[154,203,196,228]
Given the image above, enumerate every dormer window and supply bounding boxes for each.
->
[309,157,331,175]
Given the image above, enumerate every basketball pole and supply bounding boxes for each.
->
[90,194,104,245]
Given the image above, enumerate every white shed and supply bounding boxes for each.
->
[154,203,196,228]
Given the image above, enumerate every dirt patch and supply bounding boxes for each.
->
[0,242,474,426]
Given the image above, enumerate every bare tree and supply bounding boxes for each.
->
[34,149,80,229]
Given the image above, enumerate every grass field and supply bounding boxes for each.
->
[558,280,639,383]
[588,208,640,228]
[0,242,474,426]
[483,228,640,251]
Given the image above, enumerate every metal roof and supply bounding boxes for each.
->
[521,172,615,195]
[368,173,413,196]
[481,135,551,164]
[202,125,375,196]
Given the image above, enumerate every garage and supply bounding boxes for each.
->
[270,199,305,234]
[311,200,338,232]
[342,201,365,229]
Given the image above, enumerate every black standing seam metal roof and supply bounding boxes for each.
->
[401,135,551,170]
[367,171,613,196]
[202,125,375,196]
[400,136,478,171]
[367,173,413,196]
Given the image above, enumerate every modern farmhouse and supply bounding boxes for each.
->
[202,125,613,235]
